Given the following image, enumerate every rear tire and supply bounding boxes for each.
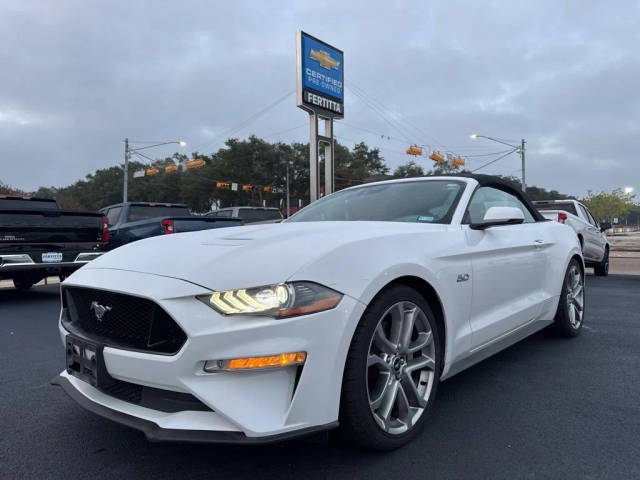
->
[594,248,609,276]
[552,259,585,337]
[13,279,34,291]
[337,285,441,450]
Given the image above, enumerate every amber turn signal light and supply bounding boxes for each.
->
[204,352,307,372]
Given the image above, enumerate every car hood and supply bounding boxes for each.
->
[84,221,449,291]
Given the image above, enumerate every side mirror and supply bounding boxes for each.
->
[470,206,525,230]
[600,222,611,232]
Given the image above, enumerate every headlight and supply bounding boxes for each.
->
[197,281,343,318]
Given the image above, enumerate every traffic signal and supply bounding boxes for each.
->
[429,151,445,163]
[452,156,466,166]
[216,182,230,189]
[146,167,159,176]
[164,165,178,173]
[406,145,423,156]
[242,185,253,191]
[263,186,272,192]
[186,158,206,169]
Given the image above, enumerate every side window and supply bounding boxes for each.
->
[585,207,598,227]
[106,207,122,226]
[579,205,596,226]
[215,210,232,218]
[465,187,535,224]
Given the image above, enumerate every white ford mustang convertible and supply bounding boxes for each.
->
[54,175,585,450]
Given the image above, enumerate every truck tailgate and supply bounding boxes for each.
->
[540,210,561,221]
[0,210,103,244]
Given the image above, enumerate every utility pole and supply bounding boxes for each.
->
[285,161,291,218]
[123,138,129,203]
[520,138,526,192]
[470,134,526,191]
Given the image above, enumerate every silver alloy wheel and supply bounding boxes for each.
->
[366,301,436,435]
[566,264,584,328]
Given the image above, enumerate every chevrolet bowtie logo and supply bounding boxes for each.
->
[310,49,340,70]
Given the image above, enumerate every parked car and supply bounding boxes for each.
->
[54,175,583,450]
[534,200,610,275]
[207,206,283,223]
[100,202,242,249]
[0,196,107,290]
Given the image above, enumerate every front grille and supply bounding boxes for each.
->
[100,379,212,413]
[62,287,187,354]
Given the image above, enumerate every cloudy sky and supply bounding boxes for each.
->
[1,0,638,197]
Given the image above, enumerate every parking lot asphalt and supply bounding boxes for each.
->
[1,275,639,479]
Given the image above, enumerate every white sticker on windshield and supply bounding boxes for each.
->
[417,216,434,222]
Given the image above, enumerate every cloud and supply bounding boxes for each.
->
[0,0,638,198]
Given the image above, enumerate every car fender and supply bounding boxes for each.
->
[288,229,474,378]
[542,222,584,319]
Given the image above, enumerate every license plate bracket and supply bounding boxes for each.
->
[66,335,114,388]
[42,252,63,263]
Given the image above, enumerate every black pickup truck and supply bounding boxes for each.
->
[0,196,107,290]
[100,202,242,249]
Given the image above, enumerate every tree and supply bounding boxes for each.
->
[582,189,636,222]
[393,161,424,178]
[349,142,389,179]
[9,135,579,214]
[1,182,23,195]
[427,161,462,175]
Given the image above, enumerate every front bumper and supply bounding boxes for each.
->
[55,267,365,441]
[52,374,337,443]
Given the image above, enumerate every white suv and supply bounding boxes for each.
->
[534,200,611,275]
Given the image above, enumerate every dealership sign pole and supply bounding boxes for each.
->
[296,31,344,202]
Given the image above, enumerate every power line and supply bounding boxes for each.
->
[192,90,295,153]
[347,86,414,143]
[131,151,156,162]
[334,134,409,157]
[347,81,446,147]
[347,82,426,143]
[464,149,514,158]
[335,121,410,145]
[471,149,518,173]
[263,123,307,139]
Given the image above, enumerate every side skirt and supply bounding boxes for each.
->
[441,318,552,380]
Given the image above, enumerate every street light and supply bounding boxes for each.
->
[470,134,527,192]
[123,138,187,203]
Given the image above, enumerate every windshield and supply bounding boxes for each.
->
[127,205,190,222]
[287,180,465,224]
[239,208,282,222]
[534,202,578,216]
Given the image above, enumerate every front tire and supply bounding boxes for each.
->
[337,285,441,450]
[552,259,585,337]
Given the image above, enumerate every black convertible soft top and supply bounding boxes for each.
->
[436,173,546,222]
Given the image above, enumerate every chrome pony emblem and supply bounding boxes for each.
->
[90,301,112,322]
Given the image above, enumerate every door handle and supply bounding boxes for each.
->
[534,239,544,249]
